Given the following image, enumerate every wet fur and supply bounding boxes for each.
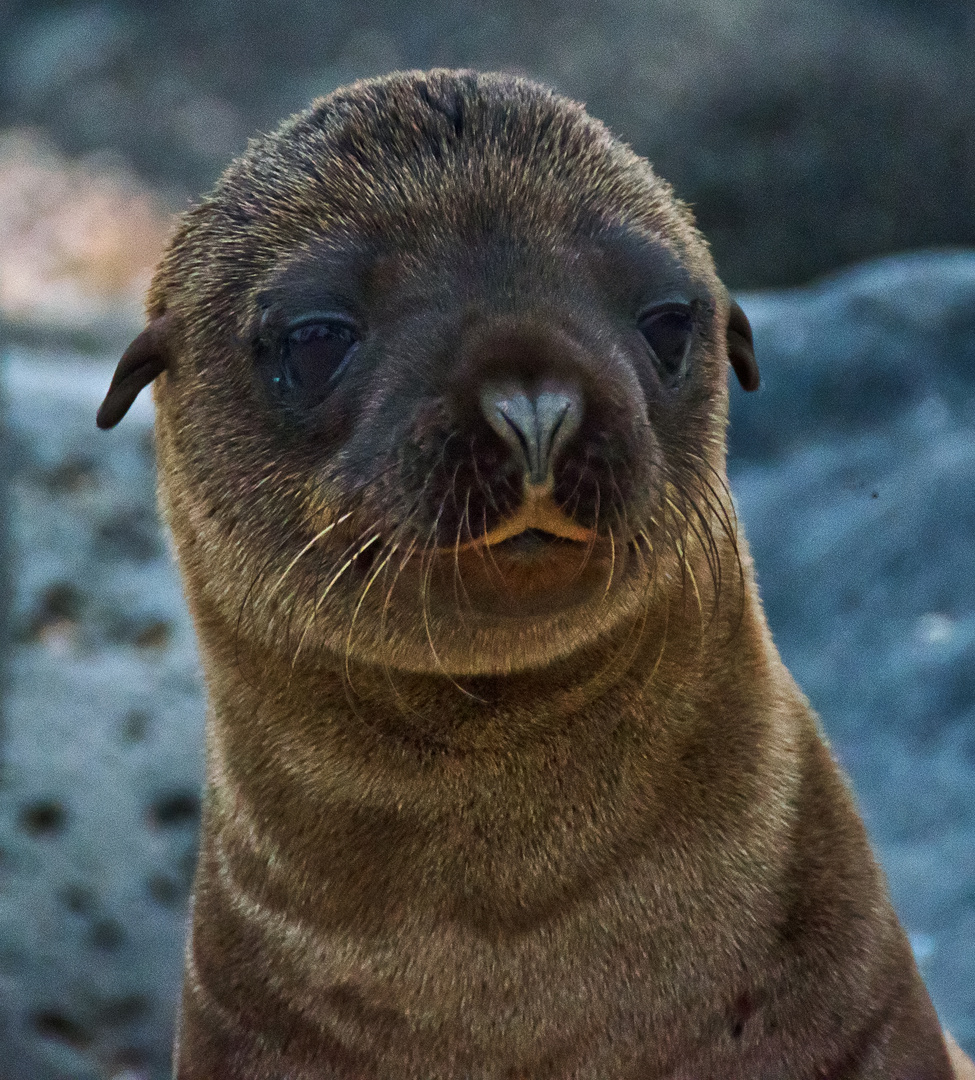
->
[100,70,966,1078]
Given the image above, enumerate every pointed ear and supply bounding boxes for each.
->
[97,313,173,429]
[727,300,760,392]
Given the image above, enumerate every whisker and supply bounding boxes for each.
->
[469,432,504,518]
[376,536,422,713]
[664,484,721,618]
[418,505,485,702]
[603,525,617,598]
[344,540,401,688]
[683,554,705,641]
[269,511,354,603]
[452,489,475,615]
[289,531,381,673]
[559,445,593,516]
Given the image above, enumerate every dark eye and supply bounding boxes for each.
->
[638,304,694,380]
[272,318,359,406]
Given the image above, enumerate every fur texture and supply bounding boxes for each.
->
[101,70,966,1078]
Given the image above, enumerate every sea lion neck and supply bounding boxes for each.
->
[190,550,768,767]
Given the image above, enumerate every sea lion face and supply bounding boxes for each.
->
[102,71,757,677]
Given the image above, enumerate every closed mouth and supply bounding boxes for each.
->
[447,483,596,552]
[492,528,586,555]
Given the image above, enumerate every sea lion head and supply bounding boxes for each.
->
[99,69,758,678]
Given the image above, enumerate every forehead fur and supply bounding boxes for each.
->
[148,69,713,325]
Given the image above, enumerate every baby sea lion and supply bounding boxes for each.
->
[98,69,970,1079]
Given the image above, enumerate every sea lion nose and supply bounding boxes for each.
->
[479,383,583,485]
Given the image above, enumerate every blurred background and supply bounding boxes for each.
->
[1,0,975,335]
[0,1,972,1078]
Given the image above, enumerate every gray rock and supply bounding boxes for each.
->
[1,352,202,1079]
[0,251,972,1076]
[732,250,975,1052]
[730,250,975,462]
[0,322,10,728]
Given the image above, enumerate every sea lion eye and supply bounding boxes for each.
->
[638,304,694,380]
[273,318,359,406]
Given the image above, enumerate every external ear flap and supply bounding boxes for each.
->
[727,300,760,392]
[97,313,173,429]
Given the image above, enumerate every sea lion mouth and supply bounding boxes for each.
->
[418,484,614,617]
[447,484,596,552]
[417,480,624,625]
[492,528,583,555]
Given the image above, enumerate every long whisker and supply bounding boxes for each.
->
[366,433,458,698]
[376,536,423,715]
[603,524,617,598]
[664,486,720,619]
[417,493,485,701]
[680,486,722,606]
[686,456,748,621]
[452,488,475,615]
[559,445,593,515]
[289,531,381,673]
[344,540,401,689]
[639,583,671,694]
[469,432,503,518]
[683,554,705,642]
[269,511,354,603]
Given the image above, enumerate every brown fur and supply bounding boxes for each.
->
[99,70,969,1078]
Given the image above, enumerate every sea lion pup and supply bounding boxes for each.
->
[97,70,969,1079]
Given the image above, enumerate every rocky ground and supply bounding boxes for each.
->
[0,251,972,1077]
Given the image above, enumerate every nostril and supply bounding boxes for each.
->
[487,392,535,470]
[479,383,582,485]
[535,390,579,467]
